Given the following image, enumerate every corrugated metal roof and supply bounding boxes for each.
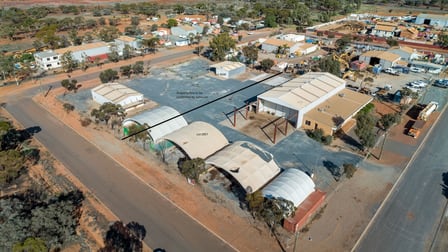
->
[418,13,448,19]
[116,35,136,43]
[122,106,188,142]
[162,121,228,159]
[55,42,109,55]
[263,168,315,207]
[361,51,400,62]
[258,72,346,111]
[210,61,245,72]
[263,38,296,47]
[206,141,281,193]
[34,50,58,58]
[374,25,396,32]
[305,88,373,128]
[92,83,142,104]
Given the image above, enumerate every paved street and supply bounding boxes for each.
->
[355,106,448,252]
[6,98,235,252]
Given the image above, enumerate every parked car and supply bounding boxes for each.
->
[433,79,448,88]
[409,67,425,73]
[428,68,442,74]
[383,68,400,76]
[410,80,428,88]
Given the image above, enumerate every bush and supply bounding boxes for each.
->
[343,163,357,178]
[322,135,333,145]
[79,117,92,127]
[306,128,332,145]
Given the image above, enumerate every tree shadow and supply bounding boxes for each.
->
[334,130,363,151]
[323,160,341,181]
[441,172,448,198]
[26,126,41,135]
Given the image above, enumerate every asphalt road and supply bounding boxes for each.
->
[6,98,235,252]
[354,107,448,252]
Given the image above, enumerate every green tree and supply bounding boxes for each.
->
[379,113,400,130]
[179,158,205,181]
[260,58,274,72]
[60,51,77,73]
[98,26,120,42]
[142,37,159,54]
[120,65,132,78]
[107,44,120,63]
[122,44,133,60]
[437,32,448,48]
[242,46,258,67]
[264,15,277,28]
[131,16,140,26]
[99,221,144,252]
[166,18,178,28]
[174,4,185,14]
[132,61,144,75]
[91,102,125,127]
[209,33,236,61]
[61,79,78,93]
[13,237,47,252]
[318,56,341,77]
[127,123,150,150]
[335,35,352,52]
[99,69,119,83]
[0,149,25,185]
[355,112,377,150]
[343,163,357,178]
[246,190,265,217]
[63,103,75,114]
[35,24,59,49]
[386,37,399,47]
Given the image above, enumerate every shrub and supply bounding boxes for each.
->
[79,117,92,127]
[343,163,357,178]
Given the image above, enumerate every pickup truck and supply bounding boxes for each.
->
[407,120,426,139]
[383,68,400,76]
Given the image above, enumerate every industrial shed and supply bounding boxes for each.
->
[388,46,421,62]
[302,89,373,135]
[162,121,228,159]
[91,83,144,110]
[415,13,448,28]
[261,38,298,54]
[209,61,246,78]
[262,168,315,207]
[55,42,110,62]
[122,106,188,142]
[359,51,400,69]
[257,72,346,129]
[206,141,281,193]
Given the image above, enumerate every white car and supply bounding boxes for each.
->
[384,68,400,76]
[410,67,425,73]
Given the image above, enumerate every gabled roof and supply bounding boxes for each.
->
[162,121,228,159]
[361,51,400,62]
[210,61,245,71]
[262,38,296,48]
[122,106,188,142]
[34,50,58,58]
[258,72,346,111]
[116,35,136,43]
[263,168,315,207]
[55,42,109,55]
[206,141,281,193]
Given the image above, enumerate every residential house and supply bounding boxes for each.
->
[34,51,60,70]
[371,22,400,38]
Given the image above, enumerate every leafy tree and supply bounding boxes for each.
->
[132,61,144,75]
[437,32,448,48]
[0,127,31,152]
[264,15,277,28]
[131,16,140,26]
[100,221,144,252]
[150,24,158,32]
[386,38,399,47]
[122,45,133,60]
[260,59,274,72]
[174,4,185,14]
[91,102,125,127]
[209,33,236,61]
[127,123,150,150]
[60,79,78,93]
[379,113,400,130]
[242,46,258,67]
[98,17,106,26]
[99,69,118,83]
[35,24,59,49]
[355,112,377,150]
[120,65,132,78]
[124,25,142,36]
[343,163,357,178]
[0,149,25,185]
[179,158,205,181]
[63,103,75,114]
[142,37,159,54]
[107,45,120,63]
[166,18,178,28]
[13,237,47,252]
[335,35,352,51]
[60,51,77,73]
[98,26,120,42]
[246,190,265,216]
[318,56,341,77]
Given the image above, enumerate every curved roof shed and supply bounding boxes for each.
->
[206,141,281,193]
[122,106,188,142]
[262,169,315,207]
[162,121,228,159]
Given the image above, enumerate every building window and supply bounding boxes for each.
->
[53,56,58,60]
[46,64,52,67]
[57,62,60,65]
[47,58,50,61]
[305,120,311,126]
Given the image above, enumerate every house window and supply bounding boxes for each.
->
[46,58,50,61]
[53,56,58,60]
[46,64,52,67]
[57,62,60,65]
[305,120,311,126]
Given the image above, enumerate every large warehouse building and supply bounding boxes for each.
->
[257,72,372,135]
[359,51,401,69]
[206,141,281,193]
[91,83,144,111]
[122,106,188,142]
